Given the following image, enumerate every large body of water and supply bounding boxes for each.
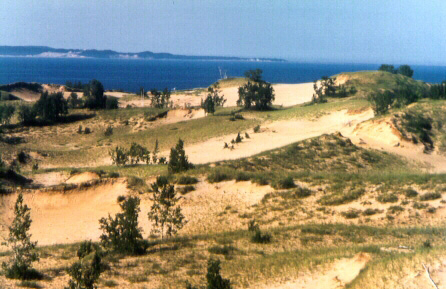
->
[1,57,446,93]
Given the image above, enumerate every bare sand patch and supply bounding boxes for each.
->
[0,180,127,248]
[260,253,371,289]
[170,82,314,108]
[65,172,100,184]
[348,117,446,173]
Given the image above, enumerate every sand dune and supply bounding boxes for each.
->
[171,82,314,108]
[179,108,374,164]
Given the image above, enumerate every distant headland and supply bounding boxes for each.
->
[0,46,286,62]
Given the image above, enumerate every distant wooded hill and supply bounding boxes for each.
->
[0,46,285,62]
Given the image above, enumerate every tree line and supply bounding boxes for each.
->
[378,64,414,78]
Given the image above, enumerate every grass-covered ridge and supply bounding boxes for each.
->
[334,71,429,99]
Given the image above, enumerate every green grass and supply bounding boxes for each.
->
[332,71,429,99]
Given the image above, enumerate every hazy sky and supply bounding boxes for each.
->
[1,0,445,64]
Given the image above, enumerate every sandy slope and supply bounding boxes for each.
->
[261,253,371,289]
[0,180,128,248]
[180,109,374,164]
[348,118,446,173]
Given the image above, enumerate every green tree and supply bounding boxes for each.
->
[206,259,232,289]
[0,105,15,125]
[148,176,187,239]
[208,83,226,107]
[68,92,80,108]
[99,196,147,255]
[168,139,193,174]
[378,64,396,74]
[84,79,106,109]
[237,69,275,110]
[397,65,414,78]
[17,105,36,125]
[34,91,68,122]
[128,142,150,165]
[202,94,215,114]
[368,91,394,115]
[109,146,129,166]
[152,139,159,164]
[2,193,39,280]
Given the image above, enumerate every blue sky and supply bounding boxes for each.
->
[1,0,445,64]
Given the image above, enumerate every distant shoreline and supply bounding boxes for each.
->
[0,45,286,62]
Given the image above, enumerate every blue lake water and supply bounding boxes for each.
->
[1,57,446,93]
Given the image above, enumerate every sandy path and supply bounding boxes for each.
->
[179,109,374,164]
[261,253,370,289]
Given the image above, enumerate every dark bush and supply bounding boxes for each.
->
[104,126,113,137]
[105,97,119,109]
[377,193,398,203]
[272,176,296,189]
[177,176,199,185]
[295,186,312,198]
[178,185,195,195]
[420,192,441,201]
[235,172,250,182]
[404,188,418,198]
[207,171,232,183]
[251,230,272,244]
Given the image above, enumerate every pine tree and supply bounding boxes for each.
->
[206,259,232,289]
[99,196,147,255]
[168,139,193,174]
[2,193,39,280]
[148,176,187,239]
[153,139,159,164]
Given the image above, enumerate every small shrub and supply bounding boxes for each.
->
[245,132,250,139]
[427,207,437,214]
[177,176,199,185]
[253,125,260,133]
[207,171,232,183]
[235,172,250,182]
[103,280,118,287]
[341,209,361,219]
[420,192,441,201]
[377,193,398,203]
[252,175,269,186]
[235,132,243,143]
[178,185,195,195]
[294,186,312,198]
[405,188,418,198]
[251,230,272,244]
[77,125,83,134]
[108,172,120,178]
[84,127,91,134]
[413,202,428,209]
[208,245,236,257]
[387,205,404,214]
[104,126,113,137]
[247,220,259,232]
[272,176,296,189]
[66,251,104,289]
[17,281,42,288]
[17,151,29,164]
[77,240,97,259]
[363,208,381,216]
[423,240,432,248]
[117,195,126,203]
